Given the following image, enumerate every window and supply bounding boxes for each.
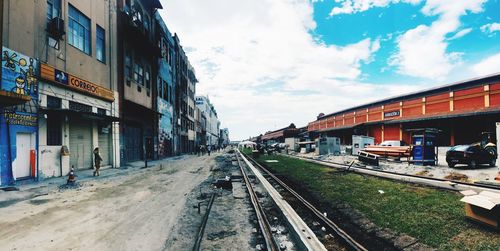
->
[145,69,150,89]
[68,5,91,54]
[134,62,143,85]
[125,50,132,81]
[157,77,162,98]
[47,0,61,20]
[143,15,150,31]
[97,108,106,115]
[46,95,61,108]
[164,81,169,101]
[47,115,62,146]
[96,25,106,63]
[169,48,174,66]
[145,69,151,96]
[132,2,142,23]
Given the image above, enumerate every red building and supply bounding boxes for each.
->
[307,74,500,146]
[261,123,299,144]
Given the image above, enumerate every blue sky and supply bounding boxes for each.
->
[161,0,500,140]
[312,0,500,84]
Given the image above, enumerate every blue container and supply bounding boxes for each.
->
[412,133,437,166]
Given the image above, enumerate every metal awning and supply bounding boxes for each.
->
[40,107,119,122]
[384,108,500,125]
[315,124,359,133]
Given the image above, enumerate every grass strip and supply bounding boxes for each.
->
[247,151,500,251]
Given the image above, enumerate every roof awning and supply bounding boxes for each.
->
[384,108,500,124]
[40,107,119,122]
[315,124,359,133]
[0,90,31,108]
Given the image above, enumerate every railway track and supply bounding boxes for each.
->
[282,154,500,192]
[235,153,279,251]
[238,150,368,251]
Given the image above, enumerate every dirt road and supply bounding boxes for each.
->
[0,155,215,251]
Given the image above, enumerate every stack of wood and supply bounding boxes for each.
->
[362,145,411,158]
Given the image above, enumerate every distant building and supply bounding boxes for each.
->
[220,128,230,147]
[195,96,220,147]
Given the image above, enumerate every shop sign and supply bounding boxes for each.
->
[4,113,37,127]
[384,110,400,118]
[40,63,114,102]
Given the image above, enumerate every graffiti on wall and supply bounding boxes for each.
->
[0,47,40,185]
[158,99,174,157]
[1,47,39,115]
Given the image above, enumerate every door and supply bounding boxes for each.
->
[70,117,92,170]
[124,125,142,162]
[98,127,111,166]
[14,133,32,179]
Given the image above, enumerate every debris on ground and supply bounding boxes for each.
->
[444,172,469,182]
[415,170,429,176]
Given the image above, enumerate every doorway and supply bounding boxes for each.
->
[14,133,33,179]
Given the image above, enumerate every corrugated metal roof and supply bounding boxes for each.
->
[317,72,500,121]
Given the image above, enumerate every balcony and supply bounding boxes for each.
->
[120,6,160,57]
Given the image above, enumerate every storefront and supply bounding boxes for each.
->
[38,63,117,177]
[0,47,39,186]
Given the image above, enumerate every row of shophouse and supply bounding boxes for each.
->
[0,0,229,187]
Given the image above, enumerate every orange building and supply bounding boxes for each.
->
[307,74,500,146]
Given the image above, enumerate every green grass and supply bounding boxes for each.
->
[252,154,500,251]
[241,147,253,155]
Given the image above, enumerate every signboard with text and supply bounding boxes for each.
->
[384,110,400,118]
[40,63,114,102]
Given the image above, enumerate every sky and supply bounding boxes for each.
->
[159,0,500,141]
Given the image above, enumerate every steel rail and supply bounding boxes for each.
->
[192,193,216,251]
[242,152,368,251]
[284,154,500,191]
[236,153,279,251]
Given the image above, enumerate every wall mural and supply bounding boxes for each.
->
[0,47,39,185]
[1,46,39,114]
[158,99,173,157]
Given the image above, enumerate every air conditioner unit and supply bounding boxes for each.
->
[47,17,65,40]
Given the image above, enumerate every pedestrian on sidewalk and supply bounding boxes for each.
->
[93,147,103,176]
[207,145,211,156]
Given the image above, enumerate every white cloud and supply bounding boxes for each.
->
[480,22,500,34]
[329,0,487,80]
[472,53,500,76]
[390,0,486,80]
[447,28,472,40]
[329,0,422,16]
[159,0,414,140]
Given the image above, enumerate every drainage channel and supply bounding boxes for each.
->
[240,150,369,251]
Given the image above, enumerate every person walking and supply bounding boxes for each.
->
[93,147,103,177]
[207,145,211,156]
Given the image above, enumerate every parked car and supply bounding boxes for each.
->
[379,140,407,147]
[446,144,497,168]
